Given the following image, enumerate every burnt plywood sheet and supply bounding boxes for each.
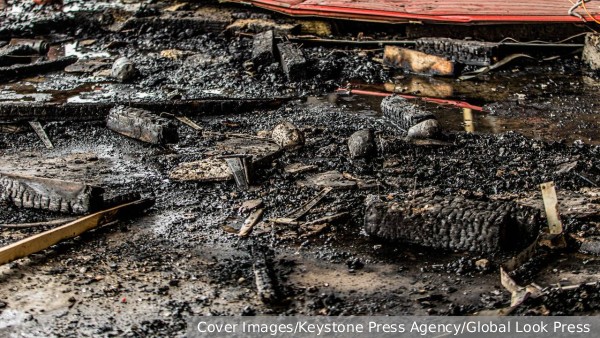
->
[225,0,600,23]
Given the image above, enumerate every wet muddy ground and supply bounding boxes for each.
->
[2,0,600,336]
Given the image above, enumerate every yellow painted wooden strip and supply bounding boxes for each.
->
[0,199,153,265]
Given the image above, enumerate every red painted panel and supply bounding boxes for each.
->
[226,0,600,23]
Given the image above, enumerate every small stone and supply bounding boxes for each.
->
[0,301,7,309]
[346,258,364,270]
[406,119,440,139]
[111,57,137,82]
[272,121,305,149]
[168,279,180,287]
[475,259,490,270]
[347,129,376,159]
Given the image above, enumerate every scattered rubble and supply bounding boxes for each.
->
[169,157,232,182]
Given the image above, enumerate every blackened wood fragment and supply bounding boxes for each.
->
[277,42,307,81]
[364,194,541,253]
[252,30,275,66]
[106,106,179,144]
[0,56,77,83]
[0,172,104,214]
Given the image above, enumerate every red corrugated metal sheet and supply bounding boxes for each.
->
[226,0,600,23]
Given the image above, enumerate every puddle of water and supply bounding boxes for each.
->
[331,72,600,144]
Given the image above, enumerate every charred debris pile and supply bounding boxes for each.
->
[1,0,600,328]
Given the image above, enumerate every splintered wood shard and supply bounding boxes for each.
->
[28,121,54,149]
[0,172,104,214]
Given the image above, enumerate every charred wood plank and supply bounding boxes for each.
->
[119,11,232,34]
[0,97,292,123]
[0,56,77,83]
[0,172,104,214]
[252,247,279,304]
[277,42,307,81]
[106,106,179,144]
[380,95,437,131]
[364,194,541,253]
[415,38,499,67]
[252,30,275,66]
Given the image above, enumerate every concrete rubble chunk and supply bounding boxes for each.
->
[383,45,455,76]
[271,121,305,149]
[277,42,307,81]
[348,129,376,158]
[107,106,179,144]
[364,193,541,253]
[0,172,104,214]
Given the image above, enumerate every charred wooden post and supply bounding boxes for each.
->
[364,194,541,253]
[0,173,104,214]
[277,42,307,81]
[383,45,455,76]
[380,95,438,132]
[106,106,179,144]
[252,30,275,66]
